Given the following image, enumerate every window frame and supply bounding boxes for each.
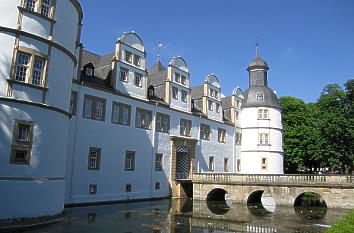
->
[172,87,178,100]
[181,90,188,103]
[134,72,143,87]
[174,72,181,83]
[224,158,229,172]
[155,153,163,171]
[133,54,141,67]
[10,120,34,165]
[88,147,101,170]
[111,101,131,126]
[125,183,132,192]
[235,132,242,145]
[82,94,106,121]
[124,151,135,171]
[89,184,97,195]
[208,156,214,172]
[261,157,268,171]
[208,100,213,111]
[120,67,129,82]
[200,123,210,140]
[156,113,170,133]
[180,118,192,137]
[181,75,187,85]
[218,128,226,143]
[125,50,132,63]
[22,0,56,19]
[256,93,264,101]
[258,133,270,145]
[135,108,152,130]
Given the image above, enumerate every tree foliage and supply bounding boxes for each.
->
[280,79,353,174]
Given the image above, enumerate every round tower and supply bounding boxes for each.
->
[240,47,284,174]
[0,0,82,219]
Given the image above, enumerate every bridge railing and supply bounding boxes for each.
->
[192,173,354,186]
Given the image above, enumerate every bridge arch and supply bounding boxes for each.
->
[207,188,228,201]
[294,191,327,207]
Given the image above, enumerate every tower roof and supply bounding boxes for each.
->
[247,42,269,71]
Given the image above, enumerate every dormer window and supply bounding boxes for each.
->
[210,89,215,97]
[181,90,187,103]
[134,73,142,87]
[133,55,141,67]
[86,68,93,76]
[23,0,53,18]
[120,67,128,82]
[125,51,132,63]
[181,76,187,85]
[256,93,264,101]
[175,73,180,83]
[172,87,178,100]
[148,85,155,98]
[208,101,213,111]
[216,103,220,113]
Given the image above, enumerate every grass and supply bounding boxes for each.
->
[326,210,354,233]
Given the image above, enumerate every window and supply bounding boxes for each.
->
[180,119,192,137]
[237,159,241,172]
[235,132,242,145]
[83,95,106,121]
[155,182,160,190]
[88,147,101,170]
[10,120,34,165]
[24,0,53,18]
[172,87,178,100]
[133,55,141,67]
[135,108,152,129]
[70,91,78,116]
[134,73,142,87]
[155,153,163,171]
[200,124,210,140]
[210,89,215,97]
[120,67,128,82]
[215,91,218,98]
[125,51,132,63]
[235,110,239,120]
[156,113,170,133]
[125,151,135,171]
[218,128,226,143]
[181,75,187,85]
[259,133,269,145]
[216,103,220,113]
[14,52,46,86]
[86,68,93,76]
[112,102,131,126]
[224,158,229,172]
[174,73,180,83]
[258,109,269,119]
[209,156,214,171]
[87,213,96,224]
[208,101,213,111]
[89,184,97,195]
[261,157,268,171]
[181,90,188,103]
[236,100,241,108]
[256,93,264,101]
[125,183,132,192]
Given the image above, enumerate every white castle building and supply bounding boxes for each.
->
[0,0,283,220]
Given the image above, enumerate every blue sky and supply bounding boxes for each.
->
[80,0,354,102]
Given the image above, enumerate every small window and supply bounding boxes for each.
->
[258,109,263,119]
[181,76,187,85]
[41,0,51,17]
[86,68,93,76]
[70,91,78,116]
[10,120,34,165]
[112,102,131,126]
[235,132,242,145]
[25,0,36,11]
[135,108,152,129]
[32,57,44,85]
[200,124,210,140]
[235,110,239,120]
[155,153,163,171]
[216,103,220,113]
[134,73,142,87]
[263,109,269,119]
[237,159,241,172]
[181,90,188,103]
[89,184,97,195]
[155,182,160,190]
[88,147,101,170]
[209,156,214,172]
[210,89,215,97]
[180,119,192,137]
[172,87,178,100]
[156,113,170,133]
[15,52,46,86]
[256,93,264,101]
[125,151,135,171]
[224,158,229,172]
[87,213,96,224]
[174,73,180,83]
[125,183,132,192]
[83,95,106,121]
[208,101,213,111]
[24,0,53,18]
[259,133,269,145]
[258,109,269,119]
[133,55,141,67]
[218,128,226,143]
[261,157,268,171]
[125,51,132,63]
[120,67,129,82]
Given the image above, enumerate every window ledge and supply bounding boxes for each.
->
[18,6,56,23]
[257,118,271,120]
[257,144,272,146]
[7,79,49,91]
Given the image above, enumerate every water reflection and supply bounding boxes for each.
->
[21,199,349,233]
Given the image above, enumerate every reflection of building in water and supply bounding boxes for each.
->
[0,0,283,220]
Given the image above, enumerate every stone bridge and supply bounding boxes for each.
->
[192,173,354,209]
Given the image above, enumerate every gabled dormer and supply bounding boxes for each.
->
[83,63,95,78]
[165,56,191,112]
[222,87,244,126]
[113,31,147,99]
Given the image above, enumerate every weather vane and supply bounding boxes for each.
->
[255,36,260,58]
[157,42,163,61]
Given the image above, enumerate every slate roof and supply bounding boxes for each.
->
[191,85,204,100]
[242,85,280,109]
[148,60,167,87]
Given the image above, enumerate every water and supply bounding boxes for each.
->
[21,199,350,233]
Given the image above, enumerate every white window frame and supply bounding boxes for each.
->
[172,87,178,100]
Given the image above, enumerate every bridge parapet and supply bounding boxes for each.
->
[192,173,354,188]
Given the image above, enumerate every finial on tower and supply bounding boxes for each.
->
[157,42,163,62]
[255,36,260,58]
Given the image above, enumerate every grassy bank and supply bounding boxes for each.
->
[326,210,354,233]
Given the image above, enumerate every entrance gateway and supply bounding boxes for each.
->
[176,146,190,180]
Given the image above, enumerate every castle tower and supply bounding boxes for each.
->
[0,0,82,219]
[240,47,284,174]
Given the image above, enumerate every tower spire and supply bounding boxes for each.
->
[255,36,260,58]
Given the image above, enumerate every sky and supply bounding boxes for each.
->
[79,0,354,103]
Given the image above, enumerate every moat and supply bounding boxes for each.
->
[21,199,350,233]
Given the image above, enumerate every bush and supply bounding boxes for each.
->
[326,210,354,233]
